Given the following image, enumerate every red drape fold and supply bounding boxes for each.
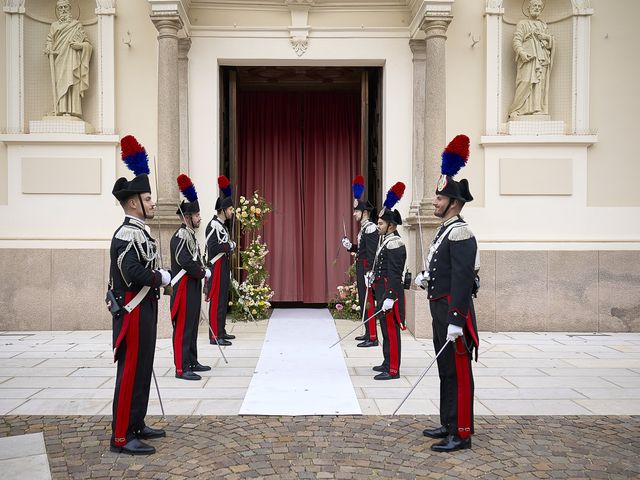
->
[237,90,360,303]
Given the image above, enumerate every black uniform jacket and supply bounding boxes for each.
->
[349,219,378,271]
[205,217,232,265]
[373,231,407,325]
[426,216,479,347]
[170,224,206,282]
[109,216,162,353]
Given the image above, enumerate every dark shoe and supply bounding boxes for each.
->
[372,364,388,373]
[355,335,367,341]
[191,362,211,372]
[423,425,449,439]
[110,438,155,455]
[430,434,472,452]
[223,333,236,340]
[210,339,232,346]
[374,372,399,380]
[135,426,166,440]
[175,371,201,381]
[357,340,378,348]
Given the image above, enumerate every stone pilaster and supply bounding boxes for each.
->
[3,0,25,133]
[178,37,191,174]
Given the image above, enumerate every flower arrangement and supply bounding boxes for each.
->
[230,191,274,321]
[328,264,362,320]
[235,192,272,234]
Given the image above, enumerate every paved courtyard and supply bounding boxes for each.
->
[1,317,640,478]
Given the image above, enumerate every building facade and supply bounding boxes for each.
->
[0,0,639,335]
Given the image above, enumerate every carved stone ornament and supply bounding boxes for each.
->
[290,36,308,57]
[3,0,26,13]
[95,0,116,14]
[284,0,314,5]
[486,0,503,8]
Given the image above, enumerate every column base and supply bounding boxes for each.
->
[405,288,432,339]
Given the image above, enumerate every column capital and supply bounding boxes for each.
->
[485,0,504,15]
[95,0,116,15]
[419,16,452,40]
[178,37,192,59]
[151,16,183,38]
[3,0,25,14]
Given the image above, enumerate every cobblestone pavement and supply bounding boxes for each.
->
[0,415,638,479]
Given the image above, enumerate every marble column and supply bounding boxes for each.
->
[404,16,452,339]
[151,15,182,222]
[421,16,452,217]
[178,37,191,174]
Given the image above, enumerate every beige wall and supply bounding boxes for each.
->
[446,0,485,206]
[588,0,640,207]
[0,10,7,205]
[114,0,159,180]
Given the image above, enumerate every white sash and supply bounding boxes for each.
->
[123,286,151,314]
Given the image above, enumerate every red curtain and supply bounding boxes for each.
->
[238,90,360,303]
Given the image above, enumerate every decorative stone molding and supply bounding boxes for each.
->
[95,0,116,15]
[286,0,314,57]
[3,0,25,13]
[178,37,192,175]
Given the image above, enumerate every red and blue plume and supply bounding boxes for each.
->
[177,174,198,202]
[383,182,406,210]
[352,175,365,201]
[218,175,232,197]
[120,135,150,176]
[441,134,469,177]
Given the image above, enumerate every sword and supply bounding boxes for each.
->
[330,299,396,348]
[342,217,347,237]
[151,155,172,296]
[392,339,451,415]
[200,307,229,364]
[151,368,165,418]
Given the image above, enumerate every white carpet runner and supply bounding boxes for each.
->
[239,308,361,415]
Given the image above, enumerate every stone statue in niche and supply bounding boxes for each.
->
[44,0,92,119]
[508,0,555,119]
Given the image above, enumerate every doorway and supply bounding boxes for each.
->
[220,66,382,303]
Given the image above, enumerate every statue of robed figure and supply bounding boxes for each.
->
[508,0,555,119]
[44,0,93,118]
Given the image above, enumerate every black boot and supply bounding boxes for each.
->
[191,362,211,372]
[373,372,399,380]
[175,371,201,381]
[223,332,236,340]
[372,364,387,372]
[430,434,472,452]
[110,438,155,455]
[357,339,378,348]
[135,426,166,439]
[210,338,232,346]
[355,334,367,341]
[423,425,448,439]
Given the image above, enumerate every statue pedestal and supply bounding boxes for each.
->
[29,116,95,134]
[505,117,565,135]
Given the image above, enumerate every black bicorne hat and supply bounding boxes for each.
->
[379,208,402,226]
[215,175,234,211]
[176,174,200,216]
[112,135,152,201]
[436,134,474,203]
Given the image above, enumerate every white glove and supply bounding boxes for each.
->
[341,237,352,250]
[414,271,426,288]
[382,298,395,311]
[229,240,236,251]
[204,268,212,280]
[364,271,373,288]
[446,324,464,342]
[159,269,171,287]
